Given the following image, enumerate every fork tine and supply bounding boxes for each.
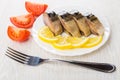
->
[8,47,30,57]
[5,54,26,64]
[7,48,29,59]
[6,51,28,62]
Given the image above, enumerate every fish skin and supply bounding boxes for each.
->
[72,12,91,36]
[58,13,81,37]
[86,14,104,36]
[43,12,63,36]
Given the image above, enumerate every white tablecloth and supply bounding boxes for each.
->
[0,0,119,80]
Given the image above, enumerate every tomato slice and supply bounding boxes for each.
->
[25,1,48,17]
[43,4,48,13]
[7,26,30,42]
[10,14,35,28]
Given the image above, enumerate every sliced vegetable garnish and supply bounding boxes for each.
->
[10,13,35,28]
[7,26,30,42]
[25,1,48,17]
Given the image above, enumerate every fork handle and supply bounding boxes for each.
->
[54,60,116,73]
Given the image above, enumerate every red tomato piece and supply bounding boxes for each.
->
[25,1,48,17]
[43,4,48,13]
[10,14,35,28]
[7,26,30,42]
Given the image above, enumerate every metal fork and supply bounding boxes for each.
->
[5,47,116,73]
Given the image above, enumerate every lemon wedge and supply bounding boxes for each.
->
[38,26,58,43]
[67,37,89,48]
[83,36,103,48]
[52,36,72,50]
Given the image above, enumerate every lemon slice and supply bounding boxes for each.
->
[38,26,58,43]
[83,36,103,48]
[52,36,72,50]
[38,26,103,49]
[67,37,89,48]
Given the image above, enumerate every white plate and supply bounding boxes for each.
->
[32,6,110,56]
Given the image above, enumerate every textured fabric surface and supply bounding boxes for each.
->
[0,0,119,80]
